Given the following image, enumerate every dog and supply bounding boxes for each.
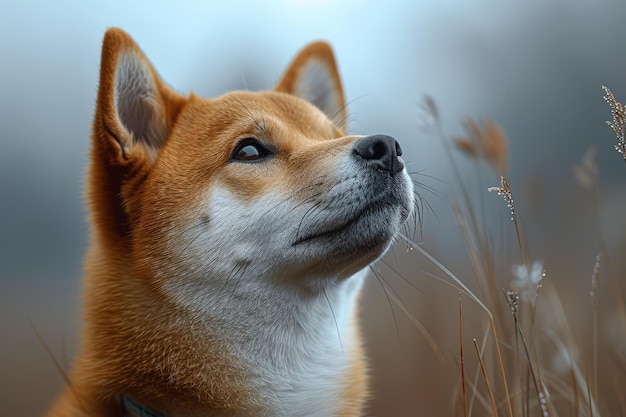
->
[45,28,414,417]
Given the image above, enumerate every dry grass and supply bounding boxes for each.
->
[602,86,626,166]
[392,92,626,417]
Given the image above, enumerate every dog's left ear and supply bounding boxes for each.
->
[275,41,347,131]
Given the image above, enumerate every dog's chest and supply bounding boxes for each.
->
[178,272,367,417]
[230,282,364,417]
[255,341,349,417]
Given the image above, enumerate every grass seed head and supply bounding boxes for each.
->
[488,176,516,220]
[455,118,508,176]
[602,86,626,165]
[505,290,520,314]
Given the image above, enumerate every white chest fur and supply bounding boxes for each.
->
[241,270,366,417]
[164,241,366,416]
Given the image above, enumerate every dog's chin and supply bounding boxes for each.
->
[290,204,406,277]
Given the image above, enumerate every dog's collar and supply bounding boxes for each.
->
[121,396,165,417]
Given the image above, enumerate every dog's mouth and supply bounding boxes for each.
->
[291,197,405,247]
[291,209,370,247]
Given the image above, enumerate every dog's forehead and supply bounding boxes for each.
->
[199,90,342,142]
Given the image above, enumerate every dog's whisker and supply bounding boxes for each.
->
[292,178,351,236]
[29,320,90,416]
[258,177,329,220]
[175,221,211,260]
[227,261,249,306]
[220,260,248,294]
[368,265,401,342]
[330,93,368,131]
[411,180,442,199]
[378,258,422,294]
[322,288,343,354]
[294,200,324,243]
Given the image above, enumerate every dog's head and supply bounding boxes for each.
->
[90,28,414,304]
[70,28,418,415]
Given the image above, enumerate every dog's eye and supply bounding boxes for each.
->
[231,138,273,162]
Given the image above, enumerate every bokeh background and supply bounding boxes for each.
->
[2,1,626,416]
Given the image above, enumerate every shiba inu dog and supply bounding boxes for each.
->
[46,28,414,417]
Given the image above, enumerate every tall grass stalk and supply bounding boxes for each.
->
[473,338,498,417]
[459,294,468,417]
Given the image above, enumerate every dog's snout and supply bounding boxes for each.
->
[353,134,404,175]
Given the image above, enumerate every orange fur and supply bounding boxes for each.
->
[44,28,405,417]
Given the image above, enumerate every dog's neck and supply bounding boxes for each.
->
[82,260,368,417]
[163,269,368,416]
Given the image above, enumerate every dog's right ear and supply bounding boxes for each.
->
[94,28,186,163]
[90,28,186,240]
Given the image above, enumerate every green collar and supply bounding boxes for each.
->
[122,396,164,417]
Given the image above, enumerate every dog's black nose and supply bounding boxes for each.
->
[353,134,404,175]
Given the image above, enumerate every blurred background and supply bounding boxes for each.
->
[2,1,626,416]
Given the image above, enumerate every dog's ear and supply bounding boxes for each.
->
[90,28,186,240]
[94,28,186,163]
[275,41,347,131]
